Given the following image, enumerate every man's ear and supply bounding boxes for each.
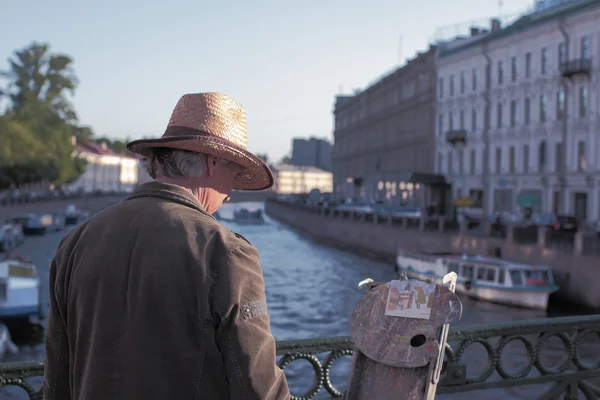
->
[206,155,218,176]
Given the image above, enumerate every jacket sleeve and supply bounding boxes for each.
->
[211,244,290,400]
[43,248,72,400]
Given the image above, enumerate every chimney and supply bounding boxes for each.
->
[101,142,107,151]
[470,27,480,36]
[490,18,501,31]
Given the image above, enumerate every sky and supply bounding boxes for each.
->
[2,0,533,162]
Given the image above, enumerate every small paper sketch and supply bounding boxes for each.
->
[385,280,435,320]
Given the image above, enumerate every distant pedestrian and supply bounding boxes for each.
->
[43,93,290,400]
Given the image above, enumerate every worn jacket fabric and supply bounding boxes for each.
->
[43,182,290,400]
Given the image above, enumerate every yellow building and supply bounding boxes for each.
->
[273,164,333,194]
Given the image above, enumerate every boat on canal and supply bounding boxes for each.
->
[0,255,44,345]
[233,208,265,225]
[7,213,64,235]
[395,250,559,310]
[65,204,90,225]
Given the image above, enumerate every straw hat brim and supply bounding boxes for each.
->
[126,135,274,191]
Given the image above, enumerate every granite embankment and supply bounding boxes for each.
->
[0,195,126,219]
[265,199,600,310]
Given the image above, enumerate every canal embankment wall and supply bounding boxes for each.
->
[265,199,600,310]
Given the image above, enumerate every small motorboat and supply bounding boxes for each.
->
[233,208,265,225]
[65,204,90,226]
[7,213,58,235]
[0,255,44,345]
[395,250,559,310]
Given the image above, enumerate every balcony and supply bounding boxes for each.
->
[445,129,467,146]
[560,59,592,79]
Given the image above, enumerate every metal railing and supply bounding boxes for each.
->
[1,315,599,399]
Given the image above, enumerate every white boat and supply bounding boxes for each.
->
[395,250,559,310]
[0,257,44,346]
[0,257,43,321]
[233,208,265,225]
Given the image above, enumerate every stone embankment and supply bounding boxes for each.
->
[0,195,126,219]
[265,199,600,310]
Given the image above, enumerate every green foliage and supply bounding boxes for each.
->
[279,155,292,165]
[256,153,269,163]
[0,42,93,189]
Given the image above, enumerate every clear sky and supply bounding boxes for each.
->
[2,0,532,162]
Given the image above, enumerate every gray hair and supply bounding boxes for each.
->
[144,148,208,179]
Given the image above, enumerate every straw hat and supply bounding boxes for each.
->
[127,92,274,191]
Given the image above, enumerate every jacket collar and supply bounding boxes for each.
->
[124,181,215,220]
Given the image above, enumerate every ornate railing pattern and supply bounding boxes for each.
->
[1,315,599,399]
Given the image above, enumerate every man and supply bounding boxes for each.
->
[43,93,290,400]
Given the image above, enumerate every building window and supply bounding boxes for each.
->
[557,90,565,120]
[555,142,561,172]
[470,149,476,174]
[437,152,443,173]
[581,37,589,60]
[485,64,491,89]
[580,87,588,117]
[447,151,453,174]
[511,57,517,82]
[471,109,477,131]
[458,149,464,174]
[495,147,502,174]
[509,146,516,173]
[578,140,586,171]
[438,114,443,135]
[497,103,503,128]
[510,100,517,127]
[472,68,477,91]
[438,78,444,98]
[538,141,546,172]
[460,71,466,94]
[449,112,454,129]
[525,52,531,78]
[541,48,548,74]
[497,61,504,85]
[523,145,529,173]
[540,95,547,122]
[450,75,454,96]
[459,110,465,129]
[558,42,567,64]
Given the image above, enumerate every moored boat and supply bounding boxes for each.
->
[0,255,44,345]
[395,250,559,310]
[233,208,265,225]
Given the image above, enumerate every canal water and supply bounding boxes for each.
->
[1,201,596,399]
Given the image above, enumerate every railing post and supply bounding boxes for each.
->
[438,216,445,233]
[419,216,425,231]
[361,212,366,222]
[402,217,407,229]
[574,231,584,256]
[537,226,547,248]
[387,215,392,226]
[350,210,355,221]
[373,213,378,224]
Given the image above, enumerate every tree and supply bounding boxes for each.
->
[279,155,292,165]
[256,153,269,163]
[0,42,83,188]
[1,42,78,122]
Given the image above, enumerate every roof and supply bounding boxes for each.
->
[439,0,600,58]
[76,142,137,159]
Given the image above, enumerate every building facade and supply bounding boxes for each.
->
[68,141,139,193]
[332,47,446,210]
[272,164,333,194]
[291,137,333,171]
[435,0,600,222]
